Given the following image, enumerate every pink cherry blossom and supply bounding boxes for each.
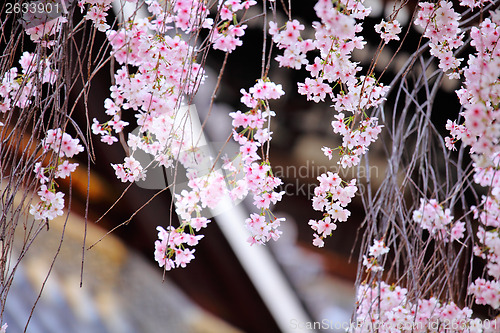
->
[374,19,402,44]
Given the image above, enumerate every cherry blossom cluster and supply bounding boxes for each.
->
[453,19,500,156]
[210,0,257,53]
[468,154,500,307]
[452,9,500,189]
[270,0,372,100]
[41,128,84,158]
[229,79,286,245]
[444,119,470,151]
[111,156,146,182]
[169,0,209,33]
[444,7,500,311]
[30,129,83,221]
[459,0,485,8]
[268,19,314,70]
[0,52,57,112]
[24,16,68,47]
[472,153,500,190]
[468,278,500,310]
[152,148,228,267]
[474,225,500,280]
[29,184,65,222]
[269,1,389,246]
[325,110,383,168]
[151,77,286,265]
[331,76,389,113]
[463,105,499,149]
[296,2,368,100]
[154,225,204,270]
[362,239,389,273]
[93,12,205,147]
[308,171,357,247]
[414,1,464,75]
[151,149,225,267]
[354,281,494,333]
[374,19,402,44]
[185,170,228,211]
[78,0,114,32]
[0,50,75,225]
[412,198,465,242]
